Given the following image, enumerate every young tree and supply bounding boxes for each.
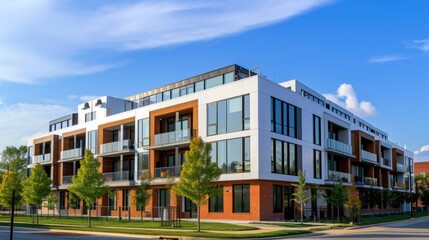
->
[68,150,107,227]
[345,182,361,225]
[324,182,347,221]
[292,170,312,225]
[44,192,57,218]
[0,146,27,180]
[384,189,395,209]
[68,191,80,218]
[22,163,52,224]
[133,171,152,222]
[172,137,222,232]
[0,171,23,208]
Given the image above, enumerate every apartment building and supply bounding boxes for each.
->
[26,64,414,221]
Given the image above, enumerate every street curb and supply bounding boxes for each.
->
[347,215,429,230]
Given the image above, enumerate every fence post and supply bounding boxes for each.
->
[128,206,131,222]
[119,207,122,221]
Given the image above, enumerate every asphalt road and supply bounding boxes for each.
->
[0,225,156,240]
[293,216,429,240]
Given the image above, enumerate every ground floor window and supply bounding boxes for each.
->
[209,186,224,212]
[60,192,65,210]
[233,184,250,213]
[273,185,283,213]
[123,189,130,210]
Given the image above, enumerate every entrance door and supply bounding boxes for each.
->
[284,186,294,220]
[158,189,170,216]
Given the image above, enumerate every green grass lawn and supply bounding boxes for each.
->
[0,215,256,231]
[0,216,311,238]
[361,211,429,225]
[252,222,326,228]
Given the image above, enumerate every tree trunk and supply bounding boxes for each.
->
[88,205,91,228]
[36,206,39,225]
[301,203,304,225]
[141,210,143,222]
[197,205,201,232]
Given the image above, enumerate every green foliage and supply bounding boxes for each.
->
[0,171,23,207]
[0,145,27,180]
[172,137,222,232]
[133,171,151,213]
[22,163,52,206]
[324,182,347,221]
[292,170,311,224]
[68,192,80,209]
[345,182,361,224]
[68,150,107,227]
[44,192,57,210]
[416,172,429,209]
[383,189,395,208]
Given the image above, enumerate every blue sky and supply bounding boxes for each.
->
[0,0,428,161]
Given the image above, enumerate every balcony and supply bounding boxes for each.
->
[60,148,83,161]
[145,129,192,150]
[327,170,351,183]
[154,166,182,178]
[364,176,378,186]
[137,169,149,181]
[33,153,51,164]
[393,182,406,190]
[103,171,131,182]
[397,163,407,173]
[62,175,73,185]
[361,149,377,163]
[381,157,392,168]
[327,138,353,156]
[99,139,134,156]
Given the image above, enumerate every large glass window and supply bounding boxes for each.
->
[195,81,204,92]
[209,186,224,212]
[172,88,180,99]
[207,95,249,135]
[313,115,321,145]
[138,153,149,179]
[205,76,223,89]
[138,118,149,147]
[123,189,130,210]
[87,130,98,155]
[314,150,321,179]
[85,111,96,122]
[271,139,299,176]
[271,97,299,138]
[207,103,217,135]
[163,91,171,101]
[273,185,283,213]
[224,72,234,83]
[211,137,250,174]
[233,184,250,213]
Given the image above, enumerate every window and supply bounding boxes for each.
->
[271,97,299,138]
[211,137,250,174]
[109,191,117,210]
[209,186,224,212]
[314,150,321,179]
[87,130,98,155]
[163,91,171,101]
[233,184,250,213]
[271,139,299,176]
[207,95,250,135]
[186,84,194,94]
[313,115,321,145]
[195,81,204,92]
[138,153,149,179]
[207,103,217,135]
[123,189,130,210]
[156,93,163,102]
[172,88,180,99]
[273,185,282,213]
[85,111,96,122]
[138,118,149,147]
[205,76,223,89]
[60,192,65,210]
[224,72,234,83]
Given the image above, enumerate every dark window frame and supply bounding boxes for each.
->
[233,184,250,213]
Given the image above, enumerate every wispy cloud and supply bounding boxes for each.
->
[368,55,407,63]
[0,0,333,84]
[0,102,72,151]
[68,95,102,103]
[414,145,429,162]
[324,83,377,117]
[406,39,429,52]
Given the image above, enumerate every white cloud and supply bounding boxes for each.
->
[414,145,429,162]
[324,83,377,117]
[68,95,102,103]
[0,103,72,151]
[368,55,407,63]
[0,0,333,84]
[406,39,429,52]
